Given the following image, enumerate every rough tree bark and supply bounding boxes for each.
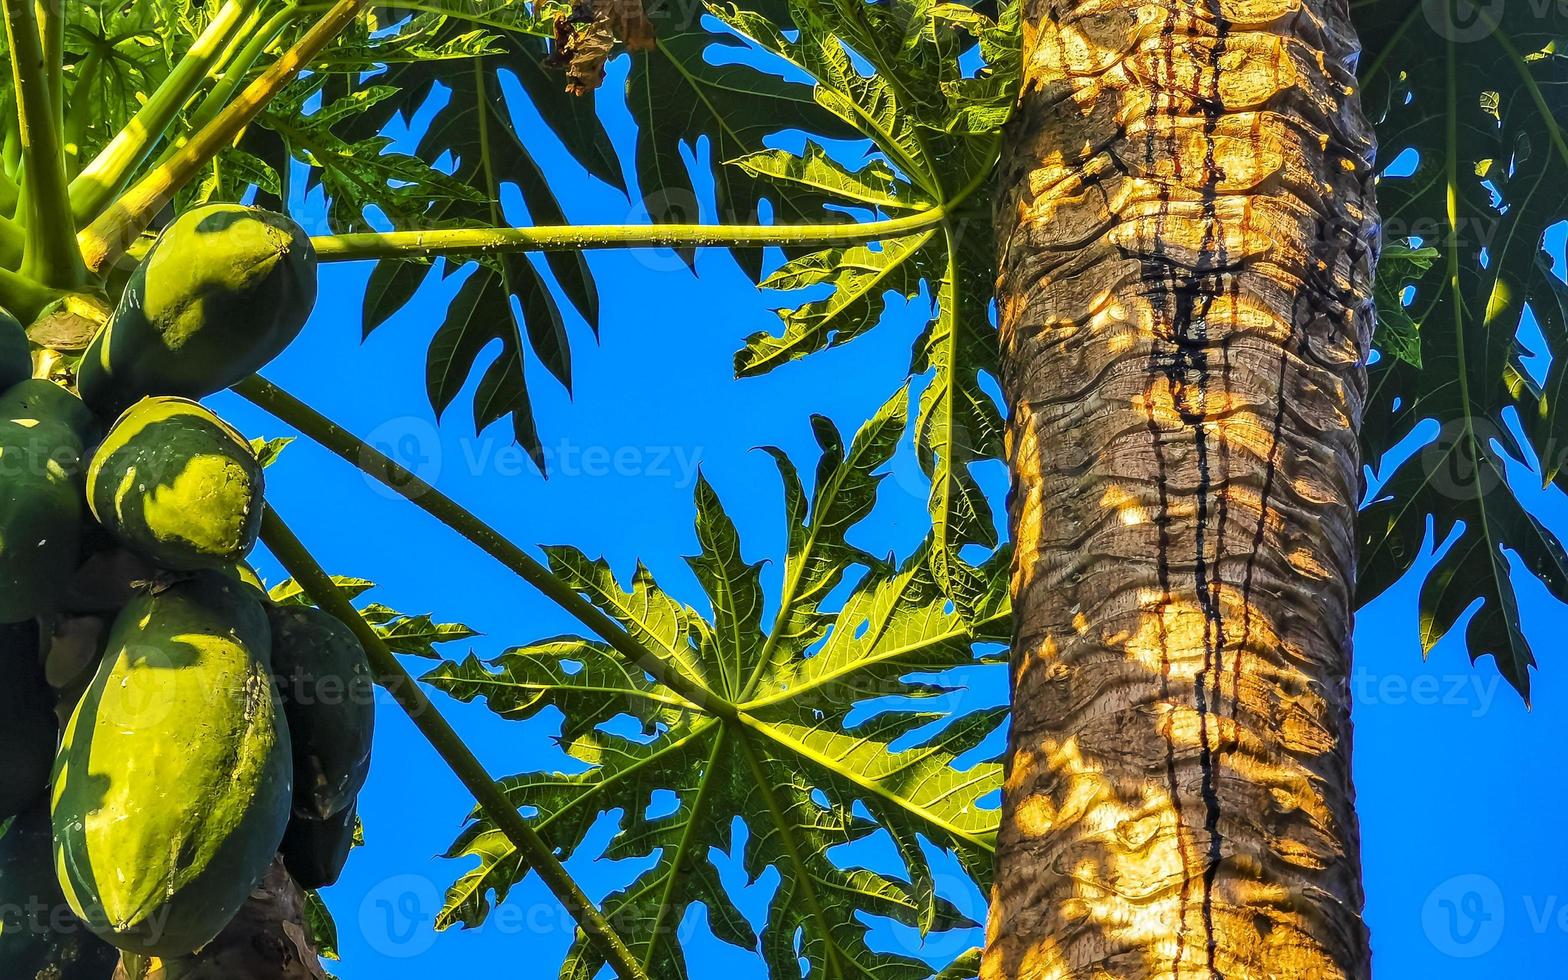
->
[982,0,1378,974]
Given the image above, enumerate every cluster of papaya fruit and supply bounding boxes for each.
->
[0,205,375,977]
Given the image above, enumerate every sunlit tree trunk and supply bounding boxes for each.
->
[982,0,1378,975]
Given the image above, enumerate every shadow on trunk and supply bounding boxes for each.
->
[983,0,1378,974]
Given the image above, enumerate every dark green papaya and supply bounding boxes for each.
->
[86,397,263,571]
[280,802,357,890]
[61,544,157,615]
[216,560,267,600]
[0,308,28,391]
[52,572,293,957]
[0,379,98,443]
[0,621,56,820]
[267,605,374,820]
[77,204,317,414]
[42,615,111,727]
[116,860,321,980]
[0,418,84,622]
[0,801,120,980]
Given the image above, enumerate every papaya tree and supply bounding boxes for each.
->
[0,0,1562,978]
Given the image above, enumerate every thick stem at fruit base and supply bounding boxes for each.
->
[307,207,950,261]
[70,0,251,225]
[234,374,738,722]
[257,507,651,980]
[0,248,61,316]
[3,0,85,288]
[78,0,367,276]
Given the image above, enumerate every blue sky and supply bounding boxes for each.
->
[219,53,1568,979]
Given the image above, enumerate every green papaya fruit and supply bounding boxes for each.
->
[0,308,28,391]
[86,397,263,571]
[267,605,374,820]
[77,204,317,414]
[62,545,157,615]
[0,800,120,980]
[52,572,293,957]
[117,860,322,980]
[280,801,357,890]
[216,560,267,600]
[0,621,56,820]
[0,418,84,622]
[0,379,98,443]
[42,615,111,727]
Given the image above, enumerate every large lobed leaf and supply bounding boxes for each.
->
[423,392,1007,979]
[709,0,1017,612]
[662,0,1568,698]
[274,6,606,468]
[1356,0,1568,699]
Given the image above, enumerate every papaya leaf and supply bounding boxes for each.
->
[1371,243,1438,369]
[359,603,483,659]
[250,435,295,468]
[423,392,1006,979]
[269,577,377,605]
[423,255,556,464]
[303,890,340,961]
[934,948,982,980]
[1355,0,1568,699]
[697,0,1014,609]
[46,3,209,172]
[263,80,489,235]
[308,7,515,71]
[268,578,478,657]
[622,8,861,276]
[292,23,605,465]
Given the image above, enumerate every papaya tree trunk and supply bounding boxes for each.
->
[982,0,1378,975]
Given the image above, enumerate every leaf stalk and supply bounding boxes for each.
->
[185,3,303,136]
[78,0,366,276]
[259,507,651,980]
[3,0,85,289]
[307,207,956,261]
[70,0,252,225]
[233,374,740,721]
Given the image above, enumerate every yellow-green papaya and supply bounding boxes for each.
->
[0,308,28,391]
[0,621,56,820]
[86,397,263,571]
[51,572,293,957]
[77,204,317,415]
[0,418,84,622]
[116,860,322,980]
[267,605,374,819]
[280,801,357,890]
[0,801,120,980]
